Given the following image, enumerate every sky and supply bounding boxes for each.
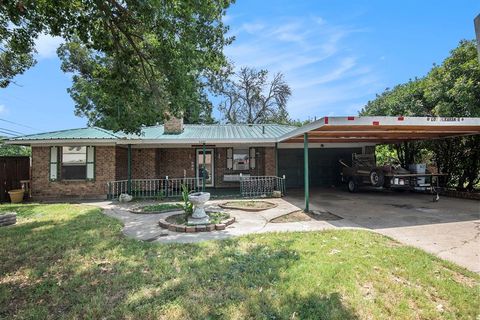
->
[0,0,478,136]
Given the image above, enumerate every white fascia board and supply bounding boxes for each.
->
[117,138,278,145]
[278,142,377,149]
[130,142,276,148]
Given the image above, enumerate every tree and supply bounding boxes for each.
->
[360,40,480,190]
[1,0,233,132]
[360,79,431,167]
[214,66,292,124]
[423,40,480,190]
[0,138,30,156]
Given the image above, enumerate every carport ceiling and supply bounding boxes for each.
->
[279,116,480,143]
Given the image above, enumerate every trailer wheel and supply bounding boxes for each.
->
[369,169,385,187]
[347,179,358,193]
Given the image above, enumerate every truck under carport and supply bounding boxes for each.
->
[276,116,480,212]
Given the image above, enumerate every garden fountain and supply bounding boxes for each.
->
[187,192,211,225]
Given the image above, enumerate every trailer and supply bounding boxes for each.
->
[340,153,446,201]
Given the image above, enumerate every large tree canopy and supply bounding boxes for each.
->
[1,0,233,132]
[361,40,480,190]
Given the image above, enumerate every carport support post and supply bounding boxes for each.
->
[275,142,279,176]
[304,133,309,212]
[127,144,132,194]
[202,142,206,191]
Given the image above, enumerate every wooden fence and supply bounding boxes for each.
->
[0,156,30,203]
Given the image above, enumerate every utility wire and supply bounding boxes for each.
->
[0,118,40,131]
[0,130,15,137]
[0,127,25,135]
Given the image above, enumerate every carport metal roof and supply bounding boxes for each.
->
[278,116,480,143]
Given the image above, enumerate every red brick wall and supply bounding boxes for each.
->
[31,146,116,200]
[264,147,276,176]
[131,148,157,179]
[115,146,128,180]
[157,148,195,178]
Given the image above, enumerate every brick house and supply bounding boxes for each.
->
[7,116,480,201]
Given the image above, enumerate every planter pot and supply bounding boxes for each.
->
[8,189,24,204]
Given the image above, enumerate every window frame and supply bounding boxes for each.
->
[52,146,95,181]
[232,147,250,171]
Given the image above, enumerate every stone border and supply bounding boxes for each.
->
[0,212,17,227]
[218,200,277,212]
[158,215,235,233]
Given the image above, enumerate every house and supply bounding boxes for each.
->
[6,116,480,203]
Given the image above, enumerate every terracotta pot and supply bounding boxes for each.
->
[8,189,24,204]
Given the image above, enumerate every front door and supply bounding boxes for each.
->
[196,149,214,187]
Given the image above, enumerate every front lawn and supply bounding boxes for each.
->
[0,204,478,319]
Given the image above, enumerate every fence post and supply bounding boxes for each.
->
[166,176,169,197]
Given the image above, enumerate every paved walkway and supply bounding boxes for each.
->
[94,199,354,243]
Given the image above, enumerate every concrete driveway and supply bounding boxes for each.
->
[285,188,480,272]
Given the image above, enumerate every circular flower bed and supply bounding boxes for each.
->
[219,200,277,212]
[158,211,235,233]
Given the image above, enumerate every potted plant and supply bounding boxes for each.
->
[8,189,24,204]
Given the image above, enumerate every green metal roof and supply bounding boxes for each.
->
[9,124,297,143]
[10,127,124,141]
[136,124,296,140]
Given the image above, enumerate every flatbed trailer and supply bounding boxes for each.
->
[340,154,448,201]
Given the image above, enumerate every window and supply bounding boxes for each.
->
[233,148,249,171]
[61,146,87,180]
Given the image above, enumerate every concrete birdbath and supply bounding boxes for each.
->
[187,192,211,225]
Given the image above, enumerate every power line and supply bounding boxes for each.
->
[0,118,40,131]
[0,127,25,135]
[0,130,15,137]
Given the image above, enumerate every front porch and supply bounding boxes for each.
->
[106,143,285,200]
[106,175,287,200]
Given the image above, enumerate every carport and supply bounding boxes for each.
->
[277,116,480,212]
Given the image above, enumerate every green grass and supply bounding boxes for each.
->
[0,204,479,319]
[207,211,230,224]
[139,203,183,213]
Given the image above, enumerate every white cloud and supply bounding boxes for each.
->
[35,33,64,59]
[241,22,265,34]
[223,16,384,120]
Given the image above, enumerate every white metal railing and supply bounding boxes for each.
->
[107,177,202,199]
[240,175,286,198]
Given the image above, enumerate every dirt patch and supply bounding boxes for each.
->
[219,200,277,212]
[270,210,343,223]
[360,282,375,300]
[271,210,312,223]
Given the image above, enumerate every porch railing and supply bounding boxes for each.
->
[240,175,286,198]
[107,177,202,200]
